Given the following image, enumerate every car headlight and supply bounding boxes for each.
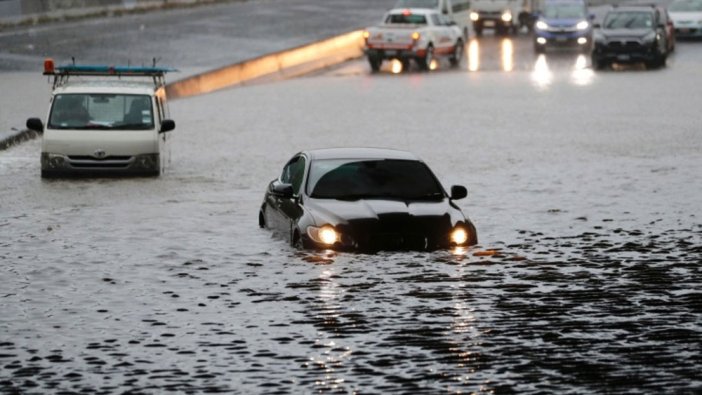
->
[535,20,549,30]
[450,226,469,246]
[470,12,480,21]
[643,32,657,44]
[41,152,66,169]
[501,11,512,22]
[576,20,589,30]
[307,225,339,246]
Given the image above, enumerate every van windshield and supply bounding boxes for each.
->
[394,0,439,8]
[48,94,154,130]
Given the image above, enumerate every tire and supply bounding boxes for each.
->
[418,45,434,71]
[449,40,464,68]
[591,56,606,70]
[534,43,545,54]
[258,209,266,228]
[367,56,381,72]
[401,59,411,72]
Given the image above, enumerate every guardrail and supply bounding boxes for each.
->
[165,30,365,99]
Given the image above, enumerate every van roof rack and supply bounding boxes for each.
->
[43,58,177,89]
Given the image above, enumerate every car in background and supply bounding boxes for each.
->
[363,8,464,72]
[669,0,702,39]
[533,0,593,53]
[259,148,478,252]
[591,6,671,69]
[394,0,472,39]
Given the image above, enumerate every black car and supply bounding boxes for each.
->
[259,148,478,252]
[591,6,670,69]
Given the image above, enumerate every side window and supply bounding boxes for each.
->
[442,0,450,14]
[280,156,307,195]
[431,14,441,26]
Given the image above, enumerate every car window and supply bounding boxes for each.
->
[386,13,428,24]
[307,159,444,200]
[603,11,653,29]
[48,93,154,130]
[669,0,702,12]
[281,156,306,195]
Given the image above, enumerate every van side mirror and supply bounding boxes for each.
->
[26,118,44,133]
[450,185,468,200]
[589,14,596,21]
[160,119,175,133]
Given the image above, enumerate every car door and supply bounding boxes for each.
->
[431,14,457,54]
[268,155,307,242]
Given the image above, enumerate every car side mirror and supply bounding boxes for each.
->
[271,181,294,198]
[26,118,44,133]
[160,119,175,133]
[450,185,468,200]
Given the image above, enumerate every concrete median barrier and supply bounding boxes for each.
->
[166,30,365,99]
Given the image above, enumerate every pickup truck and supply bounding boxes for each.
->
[363,8,464,72]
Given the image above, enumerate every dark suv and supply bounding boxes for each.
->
[591,6,670,69]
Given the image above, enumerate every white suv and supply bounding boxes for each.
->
[26,61,176,177]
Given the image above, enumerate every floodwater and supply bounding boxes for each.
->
[2,26,702,395]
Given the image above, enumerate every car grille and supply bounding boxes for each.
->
[605,41,646,52]
[67,155,133,169]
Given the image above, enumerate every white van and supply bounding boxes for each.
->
[394,0,472,38]
[26,60,176,178]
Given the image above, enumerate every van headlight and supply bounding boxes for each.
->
[308,225,339,246]
[134,153,159,170]
[576,20,589,30]
[501,11,512,22]
[470,12,480,21]
[535,20,549,30]
[41,152,66,169]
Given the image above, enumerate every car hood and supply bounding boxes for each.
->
[542,17,585,27]
[669,11,702,23]
[307,197,457,223]
[599,28,654,39]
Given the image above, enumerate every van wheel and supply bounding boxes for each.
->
[419,45,434,71]
[450,40,464,68]
[368,56,381,72]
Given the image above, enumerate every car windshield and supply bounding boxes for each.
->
[394,0,439,8]
[669,0,702,12]
[603,11,653,29]
[48,93,154,130]
[307,159,445,201]
[386,13,428,24]
[543,3,587,19]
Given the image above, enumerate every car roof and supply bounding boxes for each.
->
[304,147,421,161]
[52,80,157,95]
[387,8,438,16]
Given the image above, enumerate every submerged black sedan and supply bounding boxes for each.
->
[259,148,477,252]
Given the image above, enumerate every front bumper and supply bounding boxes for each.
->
[592,41,659,63]
[674,27,702,38]
[364,47,426,60]
[41,152,160,177]
[535,30,592,47]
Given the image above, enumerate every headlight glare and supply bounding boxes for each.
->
[501,11,512,22]
[450,227,469,245]
[576,20,589,30]
[308,225,339,246]
[470,12,480,21]
[535,20,549,30]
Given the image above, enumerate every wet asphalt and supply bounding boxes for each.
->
[1,0,702,393]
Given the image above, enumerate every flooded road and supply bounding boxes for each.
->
[2,1,702,393]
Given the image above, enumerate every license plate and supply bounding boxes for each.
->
[385,50,397,56]
[556,37,567,42]
[484,21,495,27]
[617,54,631,61]
[679,28,690,33]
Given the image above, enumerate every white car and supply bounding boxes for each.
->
[363,8,464,72]
[26,61,176,177]
[669,0,702,39]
